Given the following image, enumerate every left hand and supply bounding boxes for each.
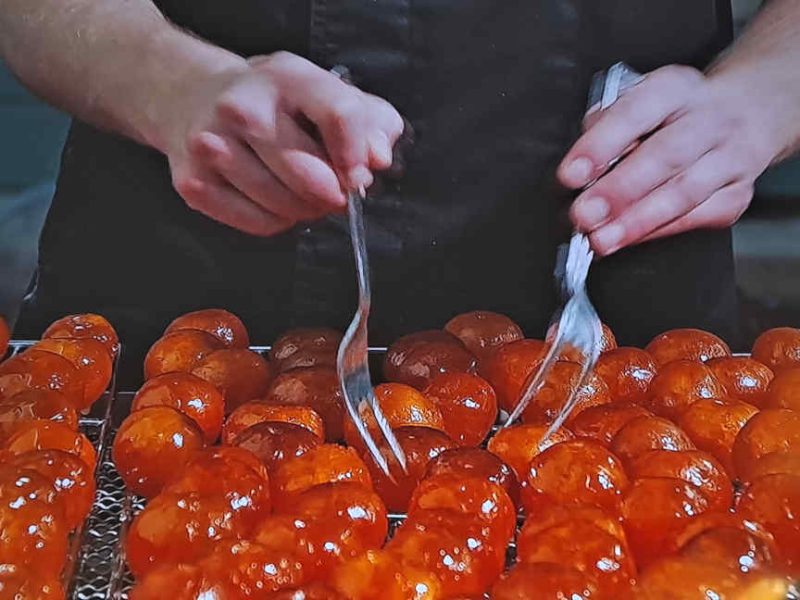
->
[558,65,785,256]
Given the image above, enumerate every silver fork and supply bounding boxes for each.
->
[337,187,408,477]
[503,63,642,437]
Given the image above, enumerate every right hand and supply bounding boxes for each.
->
[162,52,404,236]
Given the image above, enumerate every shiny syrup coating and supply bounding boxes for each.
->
[731,408,800,482]
[232,421,320,473]
[610,415,695,465]
[519,504,629,548]
[763,366,800,412]
[631,556,742,599]
[269,327,342,372]
[665,510,776,555]
[34,337,113,409]
[165,308,250,348]
[477,339,546,413]
[0,389,78,442]
[491,562,597,600]
[143,330,225,380]
[133,372,225,443]
[487,423,574,480]
[384,330,476,390]
[546,321,617,361]
[423,372,498,447]
[330,549,442,600]
[751,327,800,372]
[643,359,724,420]
[223,401,325,443]
[0,349,84,408]
[263,366,345,442]
[569,403,653,446]
[444,310,524,358]
[424,447,520,507]
[707,356,774,407]
[644,328,731,367]
[128,563,239,600]
[5,419,96,469]
[594,347,657,404]
[748,452,800,480]
[0,564,64,600]
[112,406,206,498]
[680,526,775,575]
[43,313,119,359]
[191,348,273,413]
[264,584,346,600]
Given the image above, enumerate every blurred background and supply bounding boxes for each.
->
[0,0,797,344]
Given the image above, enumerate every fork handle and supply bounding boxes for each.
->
[347,188,371,306]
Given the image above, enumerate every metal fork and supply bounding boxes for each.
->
[503,63,642,437]
[337,188,408,477]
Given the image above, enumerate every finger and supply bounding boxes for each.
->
[559,66,703,188]
[363,95,405,171]
[588,149,740,256]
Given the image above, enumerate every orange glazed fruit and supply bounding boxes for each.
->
[444,310,524,358]
[423,372,498,446]
[191,348,273,413]
[34,338,113,409]
[707,357,773,407]
[269,327,342,372]
[519,504,629,549]
[737,473,800,570]
[363,426,453,512]
[128,563,239,600]
[262,366,345,442]
[251,513,327,581]
[384,330,476,390]
[0,564,64,599]
[264,584,346,600]
[232,421,320,472]
[133,372,225,442]
[764,366,800,412]
[330,549,442,600]
[491,562,597,600]
[620,477,713,567]
[223,401,325,444]
[569,403,652,446]
[680,526,775,574]
[487,423,574,480]
[645,328,731,367]
[0,317,9,358]
[112,406,206,497]
[751,327,800,372]
[0,389,78,441]
[732,408,800,482]
[477,339,546,412]
[164,308,250,348]
[199,445,270,481]
[43,313,119,359]
[270,444,372,511]
[610,415,694,464]
[143,330,225,380]
[594,347,657,404]
[0,349,84,408]
[547,321,617,360]
[5,419,96,469]
[631,556,742,599]
[521,439,629,515]
[424,447,520,507]
[644,359,724,420]
[748,452,800,480]
[628,450,733,512]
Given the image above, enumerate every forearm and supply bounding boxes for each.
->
[0,0,246,150]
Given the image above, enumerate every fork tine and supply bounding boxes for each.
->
[367,388,409,472]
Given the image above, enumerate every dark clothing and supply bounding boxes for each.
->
[18,0,738,383]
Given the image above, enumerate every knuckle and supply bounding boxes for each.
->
[653,64,703,90]
[326,96,364,135]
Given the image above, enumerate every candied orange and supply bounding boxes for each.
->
[444,310,524,358]
[34,338,113,409]
[594,347,657,404]
[752,327,800,372]
[516,519,636,597]
[250,513,322,580]
[201,445,270,481]
[677,398,759,477]
[645,328,731,367]
[329,549,442,600]
[0,317,8,359]
[0,564,64,599]
[143,330,225,380]
[0,349,84,408]
[764,366,800,412]
[644,360,724,420]
[5,419,96,469]
[423,372,497,447]
[192,348,273,413]
[610,415,694,464]
[477,339,546,412]
[11,449,95,531]
[547,321,617,361]
[487,423,574,480]
[128,563,240,600]
[363,426,453,512]
[424,447,520,507]
[270,444,372,511]
[0,389,78,441]
[112,406,205,497]
[491,562,597,600]
[620,477,713,567]
[628,450,733,512]
[518,504,628,548]
[264,584,345,600]
[569,403,652,446]
[133,372,225,442]
[708,357,773,407]
[737,473,800,570]
[748,452,800,480]
[165,308,250,348]
[223,402,324,444]
[232,421,320,472]
[43,313,119,359]
[632,556,742,599]
[521,439,629,515]
[680,526,775,574]
[270,327,342,372]
[263,366,345,442]
[732,408,800,482]
[384,330,476,390]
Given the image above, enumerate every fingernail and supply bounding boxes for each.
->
[348,165,373,191]
[574,196,610,229]
[592,222,625,255]
[563,157,594,186]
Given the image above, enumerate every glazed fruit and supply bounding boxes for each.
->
[384,330,476,389]
[518,504,628,550]
[262,366,345,442]
[0,389,78,440]
[143,330,225,381]
[665,511,775,556]
[477,339,546,412]
[677,398,759,477]
[763,366,800,412]
[645,328,730,367]
[521,439,629,515]
[0,349,84,408]
[568,403,652,446]
[222,401,325,444]
[731,408,800,482]
[547,321,618,360]
[610,415,695,464]
[330,549,442,600]
[748,452,800,480]
[487,423,574,479]
[264,584,346,600]
[133,372,225,442]
[269,327,342,372]
[0,564,64,599]
[643,359,724,420]
[444,310,524,358]
[34,337,113,409]
[128,563,239,600]
[594,347,657,404]
[680,525,775,574]
[751,327,800,372]
[632,556,742,599]
[423,372,498,446]
[198,445,270,481]
[424,447,520,507]
[232,421,320,472]
[43,313,119,358]
[5,419,96,469]
[491,562,597,600]
[707,357,773,407]
[191,348,273,413]
[112,406,206,497]
[164,308,250,348]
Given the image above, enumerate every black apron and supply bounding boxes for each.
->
[17,0,737,384]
